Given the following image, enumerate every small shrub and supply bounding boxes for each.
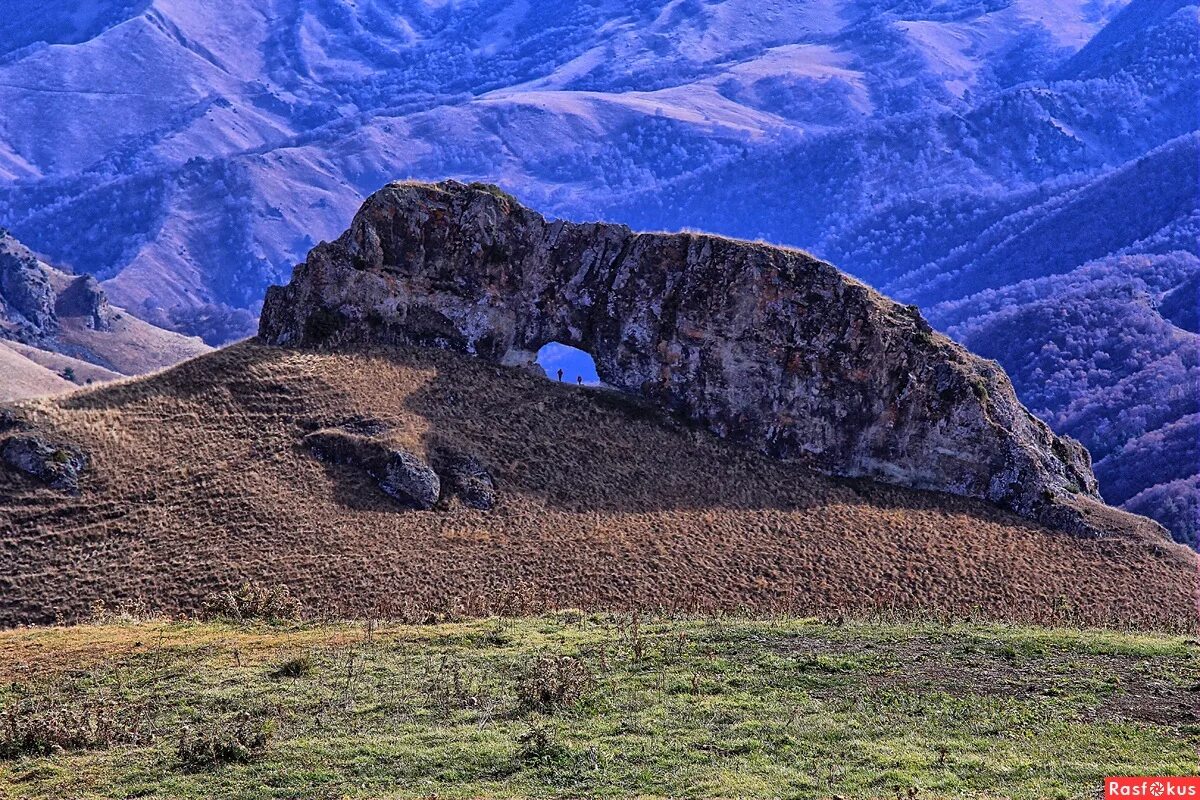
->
[423,655,486,713]
[176,713,273,770]
[87,597,154,625]
[515,655,594,713]
[201,582,302,623]
[0,696,154,759]
[270,655,312,679]
[515,724,569,766]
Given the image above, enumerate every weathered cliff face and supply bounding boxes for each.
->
[260,180,1103,529]
[0,230,57,339]
[0,232,113,342]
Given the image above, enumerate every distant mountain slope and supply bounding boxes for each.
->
[1,341,1193,628]
[0,230,210,398]
[886,133,1200,305]
[0,341,74,400]
[0,0,1129,326]
[931,252,1200,546]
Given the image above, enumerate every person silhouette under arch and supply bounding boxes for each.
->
[556,368,563,382]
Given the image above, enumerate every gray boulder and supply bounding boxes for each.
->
[377,450,440,510]
[1,433,87,493]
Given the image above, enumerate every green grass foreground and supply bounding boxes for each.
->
[0,613,1196,799]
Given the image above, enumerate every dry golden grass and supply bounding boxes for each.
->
[0,344,75,401]
[1,341,1196,630]
[1,340,123,387]
[52,310,211,377]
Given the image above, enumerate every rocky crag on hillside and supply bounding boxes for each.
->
[1,231,113,343]
[0,231,211,395]
[259,181,1120,534]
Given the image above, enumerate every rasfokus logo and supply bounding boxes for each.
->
[1107,778,1200,798]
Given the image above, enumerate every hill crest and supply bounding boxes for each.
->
[0,340,1193,629]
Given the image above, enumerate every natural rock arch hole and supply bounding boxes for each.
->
[536,342,600,386]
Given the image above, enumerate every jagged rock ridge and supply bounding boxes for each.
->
[260,181,1104,531]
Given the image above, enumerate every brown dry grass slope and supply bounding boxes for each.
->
[0,344,75,400]
[1,341,1196,629]
[1,340,123,387]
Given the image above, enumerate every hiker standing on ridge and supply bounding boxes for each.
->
[557,368,563,382]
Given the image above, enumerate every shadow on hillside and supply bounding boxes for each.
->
[48,339,1047,529]
[385,343,1042,527]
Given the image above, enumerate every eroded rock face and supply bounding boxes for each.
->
[262,181,1102,529]
[0,230,57,339]
[55,275,115,331]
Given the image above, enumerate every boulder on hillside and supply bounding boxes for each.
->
[1,433,88,493]
[435,451,497,510]
[378,450,441,509]
[304,428,440,510]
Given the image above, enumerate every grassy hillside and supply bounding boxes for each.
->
[0,343,74,400]
[2,341,1196,630]
[0,613,1196,799]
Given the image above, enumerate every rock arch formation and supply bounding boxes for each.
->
[260,180,1105,530]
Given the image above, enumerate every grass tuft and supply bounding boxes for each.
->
[200,582,302,623]
[515,655,595,713]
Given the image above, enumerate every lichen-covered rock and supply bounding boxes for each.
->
[1,433,87,492]
[436,452,497,510]
[378,450,440,509]
[262,180,1103,530]
[304,428,440,510]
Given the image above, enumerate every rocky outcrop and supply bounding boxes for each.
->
[303,424,500,511]
[0,232,212,393]
[1,232,114,339]
[55,275,115,331]
[261,180,1105,530]
[305,428,441,509]
[0,230,57,339]
[1,432,88,493]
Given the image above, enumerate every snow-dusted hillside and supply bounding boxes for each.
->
[0,0,1196,544]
